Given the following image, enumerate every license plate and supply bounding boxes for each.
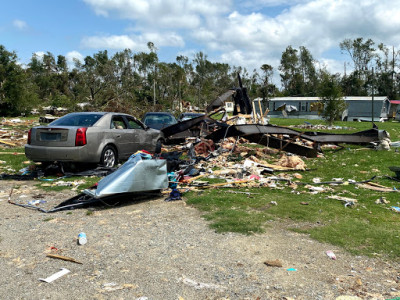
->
[40,132,61,141]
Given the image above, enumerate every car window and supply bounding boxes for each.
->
[111,116,127,129]
[144,115,162,126]
[50,114,103,126]
[163,115,176,123]
[126,117,143,129]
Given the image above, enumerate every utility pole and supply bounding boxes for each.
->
[393,46,395,98]
[372,67,374,124]
[153,79,156,106]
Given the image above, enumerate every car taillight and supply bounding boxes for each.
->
[75,127,87,146]
[27,129,32,144]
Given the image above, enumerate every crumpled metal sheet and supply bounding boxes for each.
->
[205,90,235,113]
[84,154,168,198]
[207,124,388,145]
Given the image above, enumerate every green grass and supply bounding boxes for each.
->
[36,176,100,193]
[0,147,30,173]
[186,119,400,259]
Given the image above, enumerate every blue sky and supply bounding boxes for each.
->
[1,0,400,85]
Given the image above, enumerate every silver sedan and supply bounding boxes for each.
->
[25,112,164,167]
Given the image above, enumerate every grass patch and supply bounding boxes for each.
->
[36,176,100,193]
[0,147,29,174]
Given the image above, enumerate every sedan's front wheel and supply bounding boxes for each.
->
[100,146,117,167]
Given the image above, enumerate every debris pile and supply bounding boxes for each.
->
[0,118,38,147]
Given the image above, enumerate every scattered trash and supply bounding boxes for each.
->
[101,282,137,292]
[391,206,400,213]
[78,232,87,245]
[327,195,357,207]
[326,250,337,260]
[375,197,389,204]
[178,276,226,291]
[264,259,283,267]
[28,200,46,205]
[312,177,321,183]
[46,254,82,264]
[358,182,399,192]
[376,137,391,150]
[165,188,182,201]
[307,186,328,193]
[39,268,70,283]
[335,296,362,300]
[286,268,297,271]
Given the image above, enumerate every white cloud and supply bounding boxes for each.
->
[65,50,83,63]
[81,32,184,51]
[81,35,140,50]
[13,19,27,30]
[33,51,45,59]
[142,32,185,47]
[83,0,231,29]
[188,0,400,76]
[66,51,84,67]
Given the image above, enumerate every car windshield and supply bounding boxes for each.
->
[180,113,203,121]
[144,114,176,126]
[50,114,104,127]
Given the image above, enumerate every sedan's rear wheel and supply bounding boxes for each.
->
[100,146,117,167]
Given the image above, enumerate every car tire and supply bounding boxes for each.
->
[155,138,164,154]
[100,145,117,167]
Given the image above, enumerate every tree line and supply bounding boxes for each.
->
[0,38,399,117]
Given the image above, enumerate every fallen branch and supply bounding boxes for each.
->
[46,254,83,264]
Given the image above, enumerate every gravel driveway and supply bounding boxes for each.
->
[1,180,399,300]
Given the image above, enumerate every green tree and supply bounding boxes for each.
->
[76,50,116,108]
[193,51,211,109]
[318,71,347,125]
[279,46,317,96]
[375,43,400,99]
[299,46,318,96]
[0,45,38,115]
[259,64,273,99]
[133,44,159,105]
[340,38,376,76]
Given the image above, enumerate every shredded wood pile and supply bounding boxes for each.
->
[0,118,38,147]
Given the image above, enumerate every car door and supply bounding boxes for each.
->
[109,115,133,160]
[124,116,151,154]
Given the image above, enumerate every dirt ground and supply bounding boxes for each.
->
[1,179,400,300]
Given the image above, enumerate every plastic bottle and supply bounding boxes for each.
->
[78,232,87,245]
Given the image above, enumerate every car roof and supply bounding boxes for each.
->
[65,112,138,117]
[144,112,175,116]
[181,112,203,116]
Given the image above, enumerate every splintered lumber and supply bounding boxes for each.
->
[195,179,252,189]
[183,174,206,183]
[358,182,399,193]
[0,140,17,147]
[46,254,83,264]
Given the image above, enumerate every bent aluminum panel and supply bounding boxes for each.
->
[84,155,168,198]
